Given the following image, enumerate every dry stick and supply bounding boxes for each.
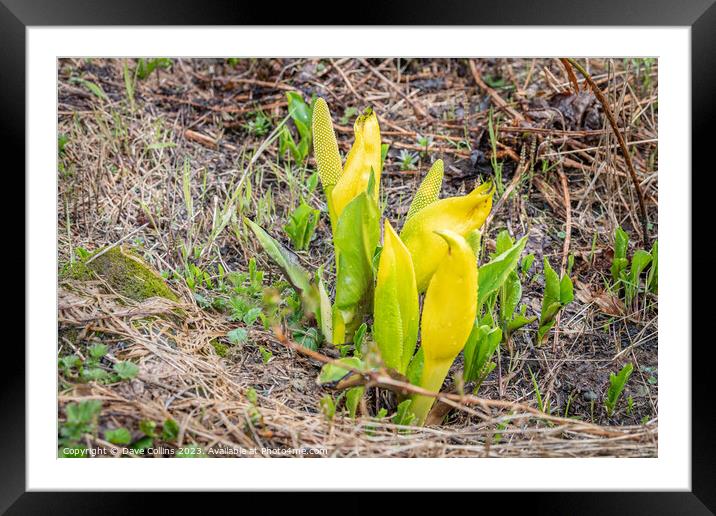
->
[331,59,364,101]
[357,58,431,119]
[483,157,528,235]
[563,58,650,245]
[271,326,647,439]
[469,59,526,124]
[84,223,150,265]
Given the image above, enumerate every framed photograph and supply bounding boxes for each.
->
[8,0,710,512]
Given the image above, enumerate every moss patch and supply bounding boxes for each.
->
[62,247,178,302]
[211,340,229,357]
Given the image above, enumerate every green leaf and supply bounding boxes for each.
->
[500,271,522,323]
[286,91,312,141]
[406,347,424,386]
[333,192,380,339]
[380,143,390,165]
[73,78,108,100]
[317,357,364,385]
[104,427,132,445]
[352,322,368,355]
[630,250,652,277]
[478,235,528,308]
[611,226,629,281]
[82,368,110,382]
[162,418,180,442]
[294,327,320,351]
[59,354,81,372]
[625,250,652,306]
[494,229,514,256]
[521,253,535,276]
[113,361,139,380]
[392,399,417,427]
[242,307,262,326]
[88,343,108,360]
[630,250,652,287]
[66,399,102,425]
[536,319,556,344]
[463,319,502,387]
[466,229,482,260]
[139,420,157,438]
[131,436,154,451]
[345,387,364,419]
[284,199,320,251]
[244,217,319,318]
[560,274,574,304]
[319,395,337,421]
[506,313,537,333]
[259,346,273,363]
[605,363,634,417]
[227,327,248,345]
[537,257,572,345]
[541,258,561,313]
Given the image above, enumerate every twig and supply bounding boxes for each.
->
[271,326,647,439]
[357,58,431,119]
[563,58,650,245]
[84,223,149,265]
[483,154,529,234]
[469,60,526,124]
[184,129,218,149]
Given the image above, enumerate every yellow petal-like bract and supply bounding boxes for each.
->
[312,98,343,189]
[331,108,382,218]
[373,219,419,374]
[400,181,492,292]
[411,229,478,425]
[406,159,444,221]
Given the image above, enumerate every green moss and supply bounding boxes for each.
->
[61,247,178,302]
[211,340,229,357]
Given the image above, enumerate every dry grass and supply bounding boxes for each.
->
[57,58,658,458]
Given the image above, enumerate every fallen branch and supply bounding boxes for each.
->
[271,326,651,439]
[562,58,650,245]
[469,60,527,125]
[358,58,431,119]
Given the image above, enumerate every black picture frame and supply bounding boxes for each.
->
[5,0,710,513]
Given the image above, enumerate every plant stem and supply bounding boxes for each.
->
[563,58,650,246]
[412,359,452,425]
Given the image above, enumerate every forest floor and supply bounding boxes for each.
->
[57,57,658,457]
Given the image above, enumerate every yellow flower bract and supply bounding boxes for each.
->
[400,181,493,292]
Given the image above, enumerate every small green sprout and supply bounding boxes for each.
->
[605,363,634,417]
[397,149,419,170]
[284,199,319,251]
[536,258,574,346]
[244,111,271,136]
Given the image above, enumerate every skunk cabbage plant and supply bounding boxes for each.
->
[411,230,478,425]
[400,171,493,292]
[246,98,505,427]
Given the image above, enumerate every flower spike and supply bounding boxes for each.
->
[406,159,444,221]
[373,219,419,374]
[312,98,343,189]
[400,181,494,292]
